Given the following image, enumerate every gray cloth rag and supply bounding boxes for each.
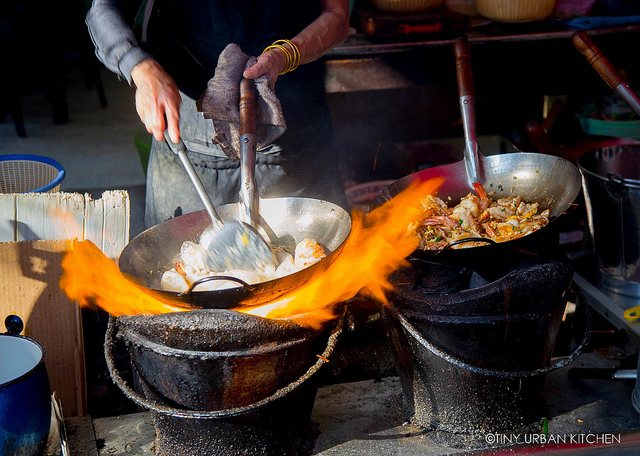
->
[196,43,287,161]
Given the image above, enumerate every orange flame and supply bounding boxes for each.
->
[60,239,191,316]
[59,177,443,325]
[237,177,443,328]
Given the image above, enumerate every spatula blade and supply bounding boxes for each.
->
[200,222,278,272]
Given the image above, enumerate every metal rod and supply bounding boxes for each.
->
[614,83,640,119]
[455,37,485,186]
[164,132,223,230]
[460,95,483,184]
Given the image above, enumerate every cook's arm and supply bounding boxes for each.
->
[86,0,151,84]
[86,0,181,142]
[243,0,350,83]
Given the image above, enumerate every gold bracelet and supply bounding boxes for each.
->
[262,44,292,75]
[262,39,301,75]
[273,39,300,73]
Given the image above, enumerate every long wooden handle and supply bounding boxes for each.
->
[238,78,259,227]
[571,30,625,90]
[239,78,258,136]
[572,30,640,117]
[455,37,474,98]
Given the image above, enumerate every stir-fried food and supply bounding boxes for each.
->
[413,183,550,250]
[161,238,327,292]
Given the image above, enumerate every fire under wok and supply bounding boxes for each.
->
[118,197,351,309]
[374,37,582,261]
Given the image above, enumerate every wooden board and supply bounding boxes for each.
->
[0,191,130,417]
[0,191,130,256]
[0,240,86,417]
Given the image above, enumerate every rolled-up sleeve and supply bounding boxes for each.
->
[86,0,152,85]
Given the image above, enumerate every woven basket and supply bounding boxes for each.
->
[446,0,480,16]
[477,0,556,22]
[369,0,444,13]
[0,155,65,193]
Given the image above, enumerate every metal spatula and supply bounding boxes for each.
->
[164,132,277,272]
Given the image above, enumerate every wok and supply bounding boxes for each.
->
[374,37,581,261]
[118,197,351,308]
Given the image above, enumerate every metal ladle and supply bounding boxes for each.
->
[164,132,277,272]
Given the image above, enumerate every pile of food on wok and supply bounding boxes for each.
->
[161,237,327,292]
[412,182,550,250]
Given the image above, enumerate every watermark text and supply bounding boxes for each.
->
[483,433,621,446]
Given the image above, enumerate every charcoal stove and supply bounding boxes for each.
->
[382,250,588,442]
[104,309,345,456]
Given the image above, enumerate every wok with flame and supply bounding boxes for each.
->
[118,197,352,309]
[61,178,443,328]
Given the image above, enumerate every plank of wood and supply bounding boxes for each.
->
[0,190,130,417]
[0,240,86,417]
[0,191,130,258]
[0,195,16,241]
[15,193,85,241]
[85,190,130,259]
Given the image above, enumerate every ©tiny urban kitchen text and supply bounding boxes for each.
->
[484,433,621,446]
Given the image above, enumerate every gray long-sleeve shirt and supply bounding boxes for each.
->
[86,0,325,97]
[86,0,331,152]
[86,0,151,84]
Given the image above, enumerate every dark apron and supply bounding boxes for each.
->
[143,0,346,227]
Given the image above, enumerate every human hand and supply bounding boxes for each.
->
[130,59,182,142]
[242,50,286,89]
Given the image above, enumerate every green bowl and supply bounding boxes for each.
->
[576,103,640,140]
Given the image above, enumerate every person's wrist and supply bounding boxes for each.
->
[131,58,159,86]
[120,47,153,85]
[262,39,300,75]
